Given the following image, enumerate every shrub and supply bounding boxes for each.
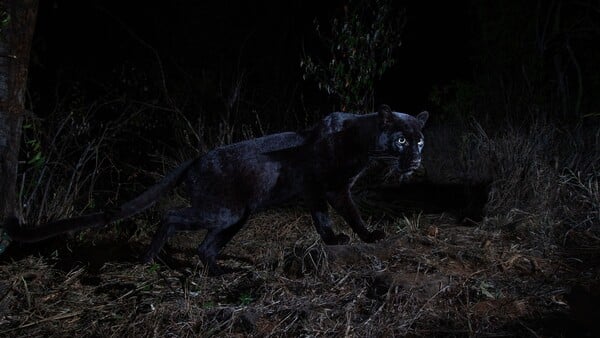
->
[301,0,405,112]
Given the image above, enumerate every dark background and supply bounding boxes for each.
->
[30,0,474,119]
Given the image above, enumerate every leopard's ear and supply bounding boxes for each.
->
[416,111,429,128]
[377,104,393,126]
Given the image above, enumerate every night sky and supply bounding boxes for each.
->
[30,0,474,117]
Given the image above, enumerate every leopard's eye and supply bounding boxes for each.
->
[397,137,407,145]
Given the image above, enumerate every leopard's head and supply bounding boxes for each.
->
[372,104,429,177]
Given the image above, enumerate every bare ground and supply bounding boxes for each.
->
[0,209,598,337]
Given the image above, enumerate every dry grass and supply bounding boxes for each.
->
[1,208,596,337]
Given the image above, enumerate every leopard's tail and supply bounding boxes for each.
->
[3,159,196,244]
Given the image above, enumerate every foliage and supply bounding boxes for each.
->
[22,123,44,168]
[301,0,405,112]
[238,292,254,306]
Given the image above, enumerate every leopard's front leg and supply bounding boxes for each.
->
[326,188,385,243]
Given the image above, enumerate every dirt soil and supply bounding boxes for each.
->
[0,209,599,337]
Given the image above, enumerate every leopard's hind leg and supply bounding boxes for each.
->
[142,207,247,270]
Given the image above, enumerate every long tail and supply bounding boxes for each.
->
[4,159,196,243]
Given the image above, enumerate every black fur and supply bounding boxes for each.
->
[4,105,428,275]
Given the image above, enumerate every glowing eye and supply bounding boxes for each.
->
[418,139,424,147]
[397,137,407,145]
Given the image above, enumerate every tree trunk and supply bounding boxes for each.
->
[0,0,38,220]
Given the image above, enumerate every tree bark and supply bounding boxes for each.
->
[0,0,38,220]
